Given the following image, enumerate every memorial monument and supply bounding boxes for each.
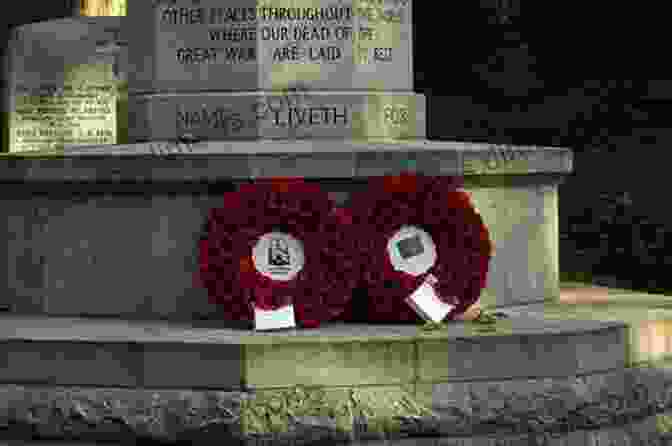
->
[2,1,669,445]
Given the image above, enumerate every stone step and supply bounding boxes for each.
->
[495,284,672,366]
[0,313,630,444]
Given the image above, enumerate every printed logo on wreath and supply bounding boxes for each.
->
[252,232,305,281]
[387,226,437,277]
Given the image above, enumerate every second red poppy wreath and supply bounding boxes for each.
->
[334,172,493,323]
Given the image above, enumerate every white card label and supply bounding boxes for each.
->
[253,304,296,331]
[404,275,454,323]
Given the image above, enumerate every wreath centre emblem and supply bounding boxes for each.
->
[252,232,305,281]
[386,225,437,277]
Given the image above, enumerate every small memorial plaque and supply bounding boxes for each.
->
[253,303,296,330]
[4,18,127,152]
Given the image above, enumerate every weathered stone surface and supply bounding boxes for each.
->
[0,141,572,181]
[417,319,626,382]
[0,142,570,318]
[500,301,672,366]
[245,340,416,388]
[1,370,671,445]
[127,0,413,93]
[0,315,626,389]
[128,91,425,142]
[466,184,560,308]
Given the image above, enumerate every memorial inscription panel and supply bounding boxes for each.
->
[128,0,412,93]
[9,72,118,152]
[128,91,425,141]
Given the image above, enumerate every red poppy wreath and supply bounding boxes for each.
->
[334,172,493,323]
[197,177,361,329]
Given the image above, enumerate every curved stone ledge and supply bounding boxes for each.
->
[0,140,572,182]
[2,365,672,445]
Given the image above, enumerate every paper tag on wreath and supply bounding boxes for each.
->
[252,303,296,331]
[250,232,304,330]
[386,226,452,323]
[405,274,455,323]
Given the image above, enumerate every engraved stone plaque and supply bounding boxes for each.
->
[127,0,413,93]
[128,91,425,141]
[3,18,128,152]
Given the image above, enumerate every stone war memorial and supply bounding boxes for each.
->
[1,1,672,445]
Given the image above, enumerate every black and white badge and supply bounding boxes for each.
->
[252,232,305,282]
[387,225,437,277]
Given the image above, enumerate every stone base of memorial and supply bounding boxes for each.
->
[0,312,650,445]
[0,140,568,318]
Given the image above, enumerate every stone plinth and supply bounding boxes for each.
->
[127,0,412,94]
[0,313,635,444]
[0,141,570,318]
[2,17,128,153]
[128,91,425,142]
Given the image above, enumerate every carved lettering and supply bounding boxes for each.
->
[161,7,258,25]
[176,107,244,134]
[308,46,341,61]
[208,27,257,42]
[293,26,331,41]
[176,47,219,64]
[256,7,352,21]
[208,7,257,24]
[374,47,393,61]
[261,25,290,41]
[176,47,256,64]
[161,7,206,25]
[272,106,348,128]
[272,45,302,62]
[160,3,403,70]
[384,105,409,125]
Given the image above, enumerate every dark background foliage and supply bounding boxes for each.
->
[2,1,671,292]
